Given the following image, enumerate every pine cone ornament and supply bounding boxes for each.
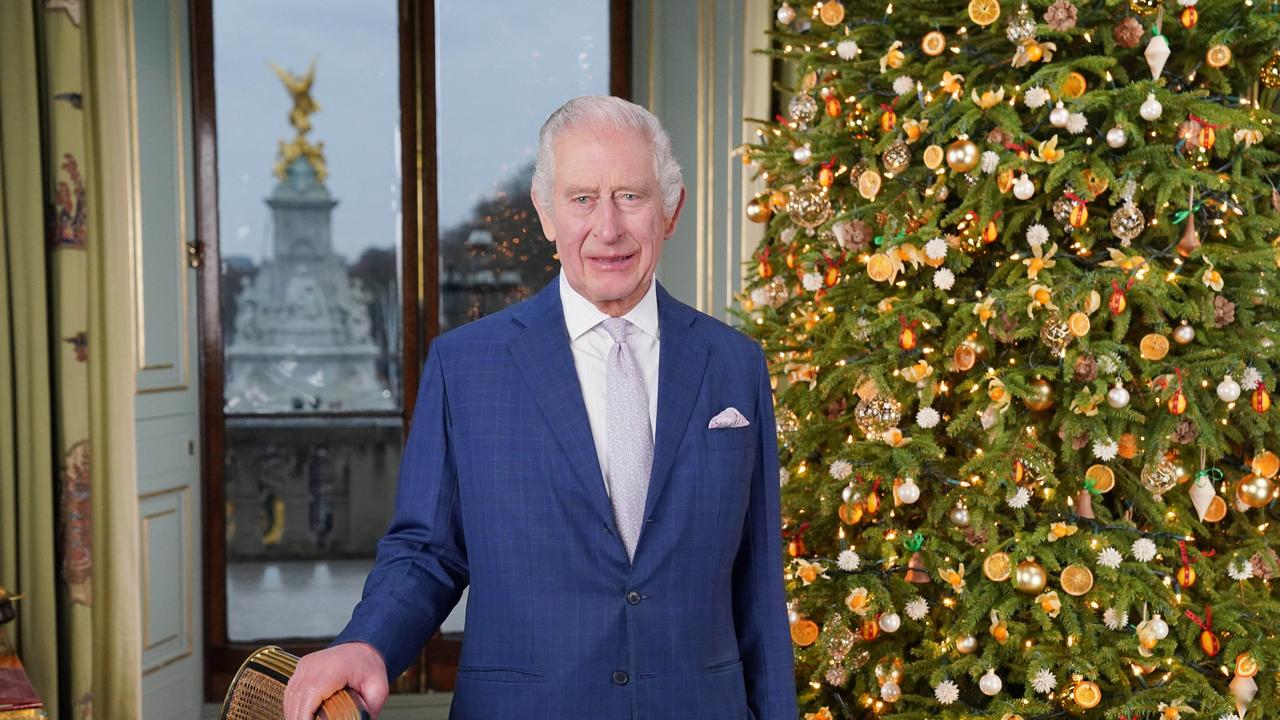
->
[986,128,1014,147]
[1172,419,1199,444]
[1214,295,1236,327]
[834,219,872,252]
[1113,17,1143,48]
[826,397,848,420]
[1073,355,1098,383]
[1251,549,1280,580]
[990,312,1019,344]
[1071,432,1089,450]
[1044,0,1077,31]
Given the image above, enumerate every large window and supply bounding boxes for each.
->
[197,0,625,697]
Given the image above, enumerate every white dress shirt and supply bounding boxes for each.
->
[558,270,660,497]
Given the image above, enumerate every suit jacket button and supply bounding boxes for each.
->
[626,590,641,604]
[612,670,629,685]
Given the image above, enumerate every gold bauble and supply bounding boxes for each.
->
[882,140,911,174]
[787,181,833,229]
[1252,449,1280,478]
[1023,378,1055,412]
[945,138,980,173]
[1262,51,1280,89]
[1040,315,1072,355]
[1060,564,1094,596]
[1129,0,1161,14]
[1014,559,1048,594]
[1237,473,1275,508]
[984,551,1013,582]
[745,196,772,223]
[1141,456,1180,497]
[855,395,903,436]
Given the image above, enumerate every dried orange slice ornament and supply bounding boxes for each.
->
[921,31,947,56]
[1206,44,1232,69]
[968,0,1001,26]
[1068,312,1091,337]
[1061,71,1088,98]
[867,253,894,282]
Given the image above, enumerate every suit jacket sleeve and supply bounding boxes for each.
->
[732,345,798,719]
[332,339,470,679]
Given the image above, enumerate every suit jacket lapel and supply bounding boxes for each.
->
[644,282,709,523]
[510,277,620,535]
[509,277,711,551]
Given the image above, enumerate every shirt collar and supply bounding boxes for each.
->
[559,269,659,343]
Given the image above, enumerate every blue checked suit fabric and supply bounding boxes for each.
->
[601,318,653,563]
[333,277,798,720]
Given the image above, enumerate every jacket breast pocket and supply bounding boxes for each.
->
[704,425,756,452]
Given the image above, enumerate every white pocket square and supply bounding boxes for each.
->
[708,407,750,429]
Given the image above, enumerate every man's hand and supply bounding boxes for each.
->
[283,641,389,720]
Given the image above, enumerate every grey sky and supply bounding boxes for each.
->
[214,0,609,264]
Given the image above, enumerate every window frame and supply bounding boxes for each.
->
[191,0,632,699]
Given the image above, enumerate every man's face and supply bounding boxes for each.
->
[534,125,684,317]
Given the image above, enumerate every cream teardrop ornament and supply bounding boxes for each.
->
[1145,33,1170,80]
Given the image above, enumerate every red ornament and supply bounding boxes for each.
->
[1109,279,1130,315]
[1253,386,1272,413]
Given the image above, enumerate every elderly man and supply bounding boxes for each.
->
[284,96,796,720]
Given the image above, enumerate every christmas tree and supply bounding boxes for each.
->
[739,1,1280,718]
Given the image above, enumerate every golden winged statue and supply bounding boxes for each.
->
[270,58,328,183]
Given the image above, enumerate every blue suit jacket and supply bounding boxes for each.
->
[334,276,797,719]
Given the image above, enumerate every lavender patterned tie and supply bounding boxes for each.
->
[602,318,653,563]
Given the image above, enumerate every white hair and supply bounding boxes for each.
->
[532,96,683,218]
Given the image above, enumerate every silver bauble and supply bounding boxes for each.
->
[1014,174,1035,200]
[950,504,971,527]
[1110,201,1145,242]
[1106,126,1128,148]
[793,145,813,164]
[776,1,797,25]
[881,680,902,702]
[956,635,978,654]
[1150,614,1170,639]
[1218,375,1242,402]
[897,478,921,504]
[1107,384,1131,408]
[788,93,818,125]
[1050,102,1070,128]
[1140,92,1163,121]
[1053,194,1078,233]
[854,395,903,436]
[879,612,902,633]
[1006,4,1037,43]
[1172,323,1196,345]
[979,668,1003,696]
